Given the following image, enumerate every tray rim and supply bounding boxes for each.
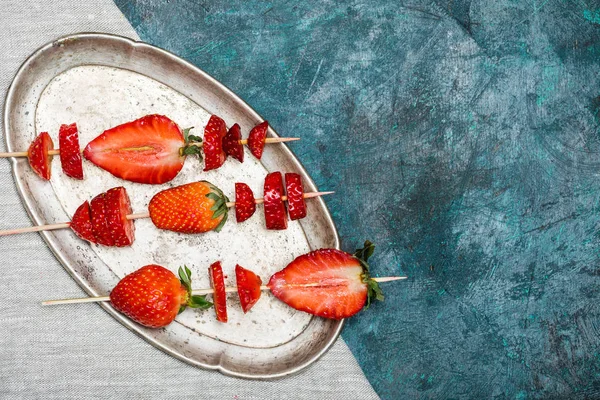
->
[3,32,343,379]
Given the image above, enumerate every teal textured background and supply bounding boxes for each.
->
[114,1,600,398]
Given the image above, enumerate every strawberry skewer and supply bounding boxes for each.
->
[0,115,298,184]
[41,242,406,327]
[41,277,405,306]
[0,190,333,237]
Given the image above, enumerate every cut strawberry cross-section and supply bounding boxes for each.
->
[267,242,384,319]
[28,131,54,180]
[235,265,262,313]
[70,201,97,243]
[285,173,307,220]
[247,121,268,159]
[89,193,114,246]
[222,123,244,163]
[234,182,256,223]
[208,261,228,323]
[59,123,84,180]
[263,172,287,230]
[83,114,185,184]
[105,187,135,247]
[203,115,227,171]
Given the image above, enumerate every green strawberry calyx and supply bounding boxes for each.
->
[354,240,384,309]
[205,183,230,233]
[177,266,213,314]
[179,127,204,160]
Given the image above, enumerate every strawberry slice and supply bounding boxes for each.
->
[263,172,287,230]
[267,242,384,319]
[105,187,135,247]
[247,121,268,159]
[59,123,83,179]
[70,201,97,243]
[208,261,228,322]
[83,114,185,184]
[285,173,307,220]
[235,265,262,313]
[28,132,54,180]
[222,123,244,163]
[203,115,227,171]
[89,193,114,246]
[234,182,256,223]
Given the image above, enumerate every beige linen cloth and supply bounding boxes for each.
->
[0,1,378,399]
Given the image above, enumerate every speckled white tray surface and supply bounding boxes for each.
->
[4,33,342,379]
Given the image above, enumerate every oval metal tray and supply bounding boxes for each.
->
[3,33,342,379]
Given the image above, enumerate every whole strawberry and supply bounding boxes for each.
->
[148,181,229,233]
[110,265,212,328]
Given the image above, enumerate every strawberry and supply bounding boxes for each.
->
[203,115,227,171]
[58,123,84,179]
[222,123,244,162]
[104,187,135,247]
[267,241,384,319]
[70,201,97,243]
[28,131,54,180]
[263,172,287,230]
[148,181,229,233]
[83,114,186,184]
[110,265,212,328]
[234,182,256,223]
[235,265,262,313]
[90,193,114,246]
[208,261,228,322]
[247,121,268,159]
[285,173,307,220]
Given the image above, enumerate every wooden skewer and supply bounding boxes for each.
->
[0,138,300,158]
[41,276,407,306]
[0,192,334,236]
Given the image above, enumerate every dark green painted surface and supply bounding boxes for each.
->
[114,1,600,398]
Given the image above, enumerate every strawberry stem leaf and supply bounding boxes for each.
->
[205,183,230,232]
[188,295,213,309]
[178,265,193,293]
[180,127,204,160]
[354,241,385,309]
[177,265,214,313]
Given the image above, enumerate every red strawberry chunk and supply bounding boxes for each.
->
[203,115,227,171]
[263,172,287,230]
[28,132,54,180]
[222,123,244,163]
[59,123,84,179]
[209,261,228,322]
[235,265,262,313]
[267,249,368,319]
[90,193,115,246]
[247,121,268,159]
[105,187,135,247]
[234,182,256,223]
[285,173,307,220]
[83,114,185,184]
[70,201,97,243]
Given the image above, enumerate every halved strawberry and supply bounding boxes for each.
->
[28,131,54,180]
[83,114,185,184]
[90,193,114,246]
[235,182,256,223]
[70,201,97,243]
[203,115,227,171]
[222,123,244,163]
[59,123,83,179]
[247,121,268,159]
[267,242,384,319]
[263,172,287,230]
[105,187,135,247]
[235,265,262,313]
[285,173,307,220]
[208,261,228,322]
